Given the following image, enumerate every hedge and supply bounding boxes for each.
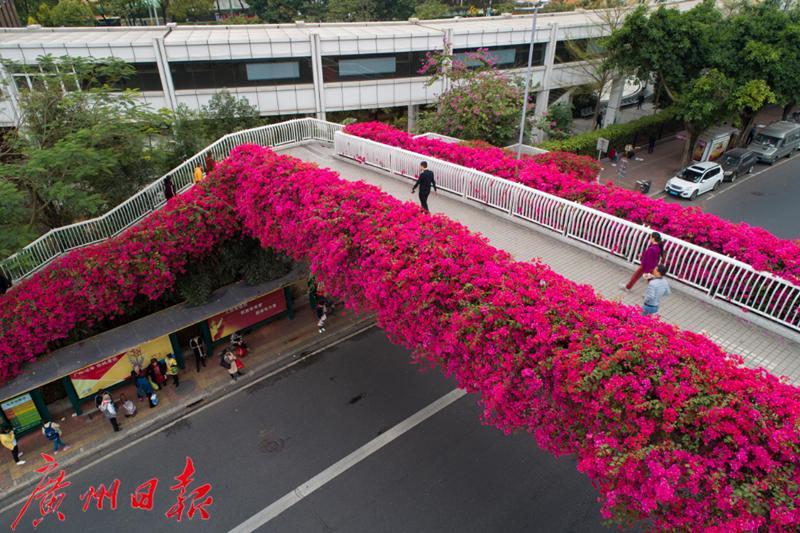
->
[537,108,683,155]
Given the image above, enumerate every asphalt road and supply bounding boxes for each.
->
[655,150,800,239]
[0,328,610,533]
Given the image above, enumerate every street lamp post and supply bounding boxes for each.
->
[516,2,544,160]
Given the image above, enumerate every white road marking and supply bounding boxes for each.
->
[0,323,376,515]
[228,388,467,533]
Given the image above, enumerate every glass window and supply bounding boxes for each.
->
[338,56,397,77]
[454,47,516,67]
[170,58,312,90]
[246,62,300,81]
[453,44,545,70]
[555,39,590,63]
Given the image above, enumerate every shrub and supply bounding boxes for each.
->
[538,108,683,155]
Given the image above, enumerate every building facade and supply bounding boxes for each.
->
[0,2,698,128]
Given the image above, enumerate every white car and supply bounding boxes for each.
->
[664,162,724,200]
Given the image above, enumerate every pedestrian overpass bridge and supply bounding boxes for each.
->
[3,119,800,384]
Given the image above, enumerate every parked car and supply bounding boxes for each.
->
[748,120,800,164]
[664,162,724,200]
[719,148,757,182]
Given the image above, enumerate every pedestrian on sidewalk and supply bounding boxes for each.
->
[132,368,157,408]
[648,134,657,154]
[148,358,167,389]
[637,92,645,110]
[607,146,617,163]
[596,111,604,129]
[120,393,137,417]
[624,143,635,160]
[190,336,207,372]
[42,420,69,454]
[642,265,671,316]
[1,426,24,465]
[621,232,664,291]
[746,128,755,145]
[165,353,180,387]
[98,392,121,432]
[221,349,243,381]
[411,162,437,212]
[163,175,175,202]
[316,296,330,333]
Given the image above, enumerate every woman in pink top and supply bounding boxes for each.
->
[623,232,664,290]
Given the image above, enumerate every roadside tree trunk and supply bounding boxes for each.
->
[680,123,700,167]
[783,102,796,120]
[736,111,757,147]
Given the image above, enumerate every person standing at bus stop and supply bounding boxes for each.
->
[411,162,437,212]
[1,426,24,466]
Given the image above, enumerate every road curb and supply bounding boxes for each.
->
[0,314,377,507]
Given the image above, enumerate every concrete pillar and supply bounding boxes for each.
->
[534,90,549,117]
[603,77,625,128]
[407,104,419,132]
[153,37,177,111]
[310,33,327,121]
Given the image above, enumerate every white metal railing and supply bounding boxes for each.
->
[0,118,342,282]
[334,131,800,333]
[413,132,463,144]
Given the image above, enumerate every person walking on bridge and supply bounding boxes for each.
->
[621,231,664,291]
[642,265,671,316]
[411,162,437,212]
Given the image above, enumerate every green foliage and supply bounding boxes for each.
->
[414,0,448,19]
[326,0,377,21]
[241,247,293,285]
[166,0,214,21]
[538,108,681,155]
[43,0,96,26]
[163,91,260,167]
[536,102,574,140]
[0,180,36,259]
[203,90,260,140]
[176,237,292,306]
[217,13,263,24]
[96,0,150,23]
[0,56,162,232]
[416,49,529,146]
[246,0,327,22]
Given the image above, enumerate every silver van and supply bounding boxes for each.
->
[749,121,800,164]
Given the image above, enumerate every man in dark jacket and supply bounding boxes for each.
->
[411,162,437,212]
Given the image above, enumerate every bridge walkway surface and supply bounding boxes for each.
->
[282,143,800,386]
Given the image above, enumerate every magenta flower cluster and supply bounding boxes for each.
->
[227,144,800,531]
[344,122,800,285]
[0,181,240,384]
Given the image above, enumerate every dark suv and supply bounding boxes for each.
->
[719,148,758,182]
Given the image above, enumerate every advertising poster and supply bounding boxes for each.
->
[70,335,173,399]
[208,289,287,341]
[1,393,42,433]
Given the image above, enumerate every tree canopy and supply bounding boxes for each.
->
[0,57,263,260]
[605,0,800,163]
[416,49,530,145]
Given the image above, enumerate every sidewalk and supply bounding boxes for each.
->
[0,301,374,500]
[593,105,788,194]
